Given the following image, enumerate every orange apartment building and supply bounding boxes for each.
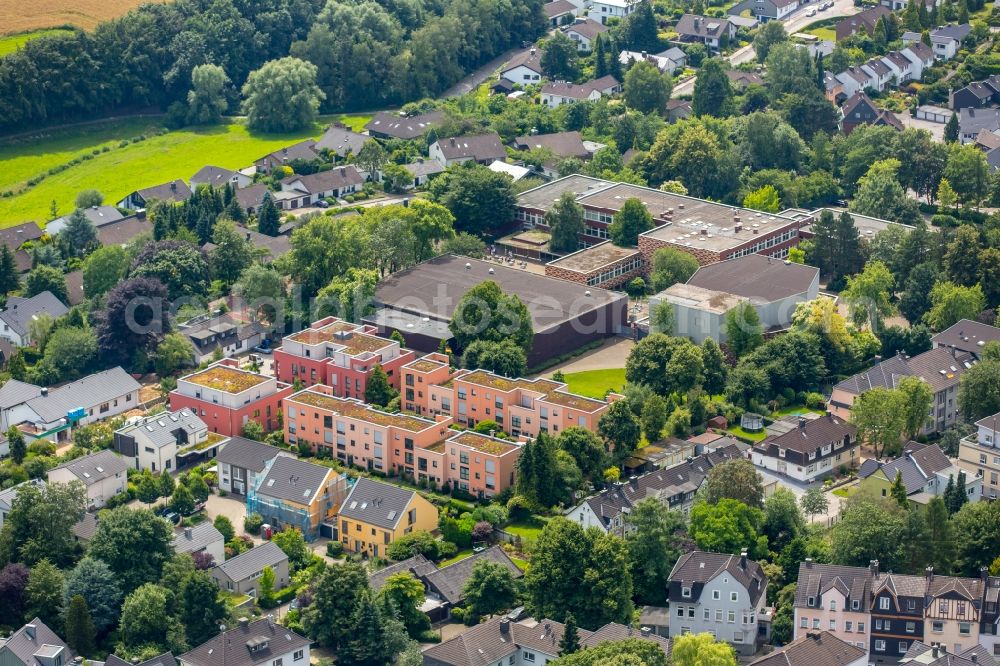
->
[274,317,416,399]
[401,353,612,439]
[283,384,522,497]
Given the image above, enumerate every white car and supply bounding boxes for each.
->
[806,7,817,15]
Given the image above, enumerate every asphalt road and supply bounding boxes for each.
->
[671,0,860,98]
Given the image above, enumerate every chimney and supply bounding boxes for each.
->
[185,526,193,539]
[340,167,346,177]
[740,549,748,569]
[926,566,934,581]
[25,624,36,640]
[41,387,48,397]
[246,232,252,241]
[449,138,456,147]
[734,223,742,233]
[500,618,510,634]
[805,557,813,568]
[132,659,139,665]
[798,417,807,430]
[170,182,177,191]
[971,655,978,664]
[941,645,948,654]
[641,627,652,638]
[933,646,939,659]
[239,617,249,629]
[982,567,989,581]
[870,560,880,578]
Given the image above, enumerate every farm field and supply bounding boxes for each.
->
[0,114,372,226]
[0,0,146,34]
[0,29,74,56]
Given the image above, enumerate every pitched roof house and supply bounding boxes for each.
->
[254,140,319,173]
[858,442,979,504]
[667,550,769,654]
[793,560,875,647]
[749,632,868,666]
[315,124,369,158]
[47,205,125,235]
[365,110,445,140]
[216,436,288,497]
[0,292,69,346]
[836,6,891,41]
[190,166,252,190]
[752,414,858,483]
[932,319,1000,359]
[565,18,609,50]
[47,449,129,509]
[0,618,73,666]
[840,92,903,134]
[249,456,348,539]
[338,477,438,556]
[429,133,506,167]
[675,14,736,50]
[209,541,289,597]
[279,166,364,207]
[566,442,747,531]
[499,48,544,84]
[179,617,309,666]
[113,408,210,474]
[172,522,226,565]
[513,131,590,160]
[96,215,153,247]
[117,180,193,210]
[540,75,621,108]
[831,348,976,434]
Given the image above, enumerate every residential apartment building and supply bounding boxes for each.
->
[860,442,981,505]
[274,317,415,399]
[566,442,747,532]
[169,359,294,436]
[982,575,1000,658]
[179,617,309,666]
[830,349,975,435]
[407,367,612,440]
[337,477,437,557]
[246,455,349,539]
[794,560,992,663]
[666,550,769,655]
[958,411,1000,500]
[752,415,859,483]
[113,409,210,473]
[284,386,520,497]
[47,449,129,510]
[216,436,288,497]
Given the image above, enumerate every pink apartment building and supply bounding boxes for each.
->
[402,357,612,439]
[274,317,416,399]
[284,385,521,497]
[169,359,293,436]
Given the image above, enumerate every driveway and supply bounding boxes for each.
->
[206,493,251,537]
[443,46,531,98]
[534,337,635,377]
[896,112,947,141]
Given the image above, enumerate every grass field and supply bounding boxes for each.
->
[0,29,74,56]
[559,368,626,399]
[0,0,146,34]
[504,516,549,543]
[0,113,372,226]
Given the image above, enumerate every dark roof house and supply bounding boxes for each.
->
[513,131,590,159]
[365,111,445,140]
[667,550,768,607]
[0,618,73,666]
[750,632,867,666]
[932,319,1000,358]
[315,124,369,158]
[0,291,70,342]
[179,617,309,666]
[339,477,419,530]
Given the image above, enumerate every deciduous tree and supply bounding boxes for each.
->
[242,57,324,132]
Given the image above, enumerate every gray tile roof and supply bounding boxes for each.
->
[669,550,768,606]
[834,349,975,396]
[423,546,523,605]
[106,652,176,666]
[582,623,671,655]
[117,409,207,449]
[49,449,129,486]
[172,522,225,556]
[750,631,866,666]
[179,617,308,666]
[315,125,369,157]
[258,140,319,165]
[217,437,284,474]
[795,562,873,609]
[0,291,69,335]
[364,111,444,140]
[191,166,239,187]
[368,554,437,592]
[254,456,333,504]
[71,512,99,541]
[25,366,140,423]
[49,206,124,234]
[676,14,731,38]
[97,216,152,247]
[339,477,416,530]
[961,107,1000,135]
[212,541,286,583]
[935,23,971,40]
[513,131,589,159]
[0,618,72,666]
[932,319,1000,357]
[136,180,193,204]
[0,223,43,251]
[0,479,44,512]
[757,414,856,456]
[0,379,42,409]
[403,160,445,178]
[434,134,506,162]
[282,166,364,195]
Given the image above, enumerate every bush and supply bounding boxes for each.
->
[450,607,466,623]
[416,630,441,643]
[244,512,264,534]
[805,392,827,409]
[326,541,344,557]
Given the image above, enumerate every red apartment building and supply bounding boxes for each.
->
[274,317,416,399]
[284,385,521,497]
[401,354,613,439]
[169,359,294,436]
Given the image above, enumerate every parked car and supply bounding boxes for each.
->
[162,511,180,525]
[806,7,817,16]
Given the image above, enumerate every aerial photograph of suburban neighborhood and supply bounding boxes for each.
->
[1,0,1000,661]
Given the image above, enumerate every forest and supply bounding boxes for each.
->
[0,0,546,132]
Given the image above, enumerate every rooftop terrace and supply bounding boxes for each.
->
[288,321,357,344]
[288,390,436,431]
[457,370,606,411]
[183,365,269,393]
[448,431,520,455]
[408,358,447,373]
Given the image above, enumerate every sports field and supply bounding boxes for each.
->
[0,114,371,226]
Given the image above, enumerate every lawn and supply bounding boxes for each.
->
[832,483,858,498]
[0,29,75,56]
[440,549,473,567]
[0,113,371,226]
[559,368,626,399]
[510,556,530,571]
[726,425,768,443]
[504,516,549,542]
[771,405,826,419]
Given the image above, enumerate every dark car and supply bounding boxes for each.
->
[162,511,180,525]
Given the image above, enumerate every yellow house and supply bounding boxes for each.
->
[248,455,350,539]
[337,477,438,557]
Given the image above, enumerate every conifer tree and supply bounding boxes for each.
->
[64,595,96,656]
[0,245,20,294]
[559,613,581,656]
[257,193,280,236]
[890,470,909,508]
[945,112,959,143]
